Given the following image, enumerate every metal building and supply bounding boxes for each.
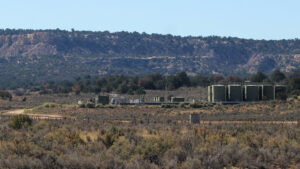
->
[227,85,242,102]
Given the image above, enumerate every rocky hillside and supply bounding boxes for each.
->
[0,29,300,87]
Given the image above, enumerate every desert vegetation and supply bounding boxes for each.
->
[0,66,299,168]
[0,101,299,168]
[0,87,299,168]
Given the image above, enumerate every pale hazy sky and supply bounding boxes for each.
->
[1,0,300,39]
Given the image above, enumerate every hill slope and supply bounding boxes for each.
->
[0,29,300,87]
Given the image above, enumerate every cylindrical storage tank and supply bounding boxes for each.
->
[244,85,260,101]
[228,85,242,102]
[262,85,275,100]
[171,97,185,103]
[208,86,212,102]
[212,85,226,102]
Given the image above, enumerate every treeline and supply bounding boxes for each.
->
[36,69,300,95]
[1,28,300,55]
[37,72,226,95]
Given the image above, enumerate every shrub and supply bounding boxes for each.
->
[178,102,186,108]
[161,104,177,108]
[9,114,32,129]
[0,90,12,100]
[99,127,123,148]
[43,102,60,108]
[106,105,117,109]
[14,89,25,96]
[290,89,300,96]
[86,102,95,108]
[216,102,223,106]
[39,89,51,95]
[137,138,173,165]
[79,103,86,108]
[95,104,103,108]
[189,103,203,108]
[276,92,287,100]
[135,88,146,95]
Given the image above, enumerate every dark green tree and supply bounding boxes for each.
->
[289,71,300,91]
[176,71,191,87]
[135,88,146,95]
[250,72,268,82]
[271,69,286,82]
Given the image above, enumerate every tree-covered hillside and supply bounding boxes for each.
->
[0,29,300,88]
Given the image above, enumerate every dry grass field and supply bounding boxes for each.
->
[0,91,299,168]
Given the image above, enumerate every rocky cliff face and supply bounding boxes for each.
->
[0,30,299,87]
[0,32,58,57]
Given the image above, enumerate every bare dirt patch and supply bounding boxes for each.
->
[2,109,66,120]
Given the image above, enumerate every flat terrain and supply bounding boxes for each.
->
[0,87,206,111]
[1,109,65,120]
[0,94,299,168]
[2,98,299,123]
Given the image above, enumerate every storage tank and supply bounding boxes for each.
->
[153,96,164,102]
[171,97,185,103]
[244,85,259,101]
[211,85,226,102]
[95,95,109,105]
[227,85,242,102]
[262,85,275,100]
[208,86,212,102]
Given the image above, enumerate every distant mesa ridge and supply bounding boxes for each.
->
[0,29,299,87]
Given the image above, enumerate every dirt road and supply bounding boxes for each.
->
[1,109,66,120]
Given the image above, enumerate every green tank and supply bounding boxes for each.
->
[262,85,275,100]
[228,85,242,102]
[211,85,226,102]
[244,85,259,101]
[171,97,185,103]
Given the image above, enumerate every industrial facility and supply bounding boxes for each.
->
[79,84,287,106]
[208,84,287,103]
